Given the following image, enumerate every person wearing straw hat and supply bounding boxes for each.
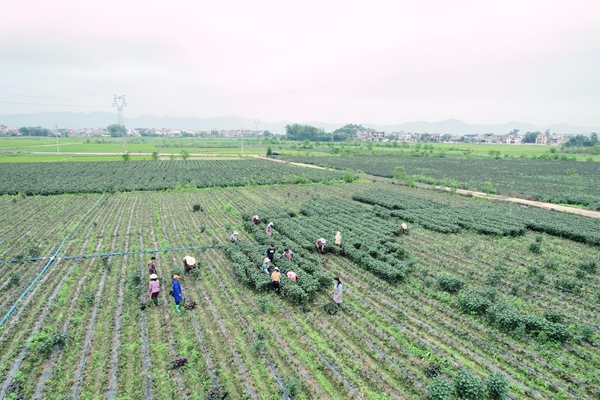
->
[171,275,183,312]
[315,238,326,253]
[230,231,239,244]
[271,267,281,293]
[265,222,274,236]
[262,257,271,274]
[334,232,342,247]
[401,222,409,235]
[148,274,160,307]
[182,255,196,276]
[252,215,260,225]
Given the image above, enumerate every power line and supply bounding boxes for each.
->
[0,100,111,107]
[0,93,107,102]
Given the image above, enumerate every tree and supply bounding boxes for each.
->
[263,130,273,137]
[180,150,190,160]
[523,131,540,143]
[151,151,159,160]
[285,123,329,141]
[332,124,368,141]
[122,153,131,161]
[510,129,520,135]
[266,145,272,156]
[108,124,127,137]
[18,126,51,136]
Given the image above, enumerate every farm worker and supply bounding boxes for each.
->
[182,255,196,276]
[271,267,281,293]
[286,271,298,282]
[171,275,183,312]
[334,232,342,247]
[252,215,260,225]
[266,244,276,262]
[401,223,408,235]
[148,256,157,275]
[262,258,271,274]
[332,277,343,306]
[315,238,326,253]
[266,222,274,236]
[148,274,160,307]
[230,231,239,244]
[278,248,294,260]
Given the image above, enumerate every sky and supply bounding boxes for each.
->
[0,0,598,127]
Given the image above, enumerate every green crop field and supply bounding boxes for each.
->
[0,176,599,399]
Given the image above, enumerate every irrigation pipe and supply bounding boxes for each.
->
[0,194,106,327]
[0,242,262,265]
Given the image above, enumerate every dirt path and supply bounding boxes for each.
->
[252,155,600,219]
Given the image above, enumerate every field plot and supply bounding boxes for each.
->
[283,156,600,208]
[0,159,341,195]
[0,182,599,399]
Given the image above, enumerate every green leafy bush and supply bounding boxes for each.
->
[427,376,453,400]
[485,372,509,399]
[454,367,484,400]
[457,288,492,315]
[436,274,465,294]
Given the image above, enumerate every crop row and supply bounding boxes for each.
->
[354,189,600,245]
[0,159,341,195]
[283,155,600,207]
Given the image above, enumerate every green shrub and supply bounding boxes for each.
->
[580,324,595,343]
[284,377,301,397]
[454,367,484,400]
[580,260,597,274]
[485,372,509,399]
[9,273,20,286]
[458,288,492,315]
[436,274,464,294]
[127,269,142,292]
[192,204,203,212]
[27,246,41,258]
[555,277,580,293]
[485,270,502,286]
[529,241,542,254]
[427,376,453,400]
[543,309,564,324]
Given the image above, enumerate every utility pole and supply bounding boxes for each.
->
[55,124,59,153]
[113,95,126,125]
[241,127,244,156]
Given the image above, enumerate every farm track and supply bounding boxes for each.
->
[31,195,118,399]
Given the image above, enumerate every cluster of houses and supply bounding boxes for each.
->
[356,130,572,145]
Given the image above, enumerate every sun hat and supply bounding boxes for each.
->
[185,256,196,265]
[319,238,326,243]
[401,223,407,229]
[274,267,279,271]
[233,231,238,235]
[173,275,180,280]
[149,274,158,279]
[263,257,270,263]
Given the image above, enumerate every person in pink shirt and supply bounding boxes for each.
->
[148,274,160,307]
[286,271,298,282]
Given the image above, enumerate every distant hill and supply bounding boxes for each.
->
[0,112,597,135]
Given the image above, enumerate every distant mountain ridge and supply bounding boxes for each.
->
[0,112,597,135]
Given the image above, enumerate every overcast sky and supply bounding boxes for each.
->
[0,0,598,127]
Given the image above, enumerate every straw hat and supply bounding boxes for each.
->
[263,258,270,263]
[320,238,326,243]
[149,274,158,279]
[233,231,238,235]
[173,275,180,280]
[274,267,279,271]
[401,223,407,230]
[185,256,196,265]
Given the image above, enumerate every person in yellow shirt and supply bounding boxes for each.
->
[271,267,281,293]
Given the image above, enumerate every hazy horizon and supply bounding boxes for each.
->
[1,0,598,127]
